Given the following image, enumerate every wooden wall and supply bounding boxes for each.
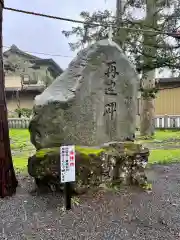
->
[155,87,180,115]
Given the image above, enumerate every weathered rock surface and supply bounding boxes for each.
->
[29,39,139,149]
[28,142,149,193]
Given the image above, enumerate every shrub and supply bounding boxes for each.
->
[15,108,32,118]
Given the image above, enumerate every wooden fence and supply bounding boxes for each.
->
[8,115,180,129]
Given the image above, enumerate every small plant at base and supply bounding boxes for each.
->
[72,196,80,206]
[142,183,152,191]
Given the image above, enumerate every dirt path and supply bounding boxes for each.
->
[1,164,180,240]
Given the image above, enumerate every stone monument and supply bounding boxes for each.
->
[29,39,139,149]
[28,39,149,192]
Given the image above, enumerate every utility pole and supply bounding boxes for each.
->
[0,0,18,197]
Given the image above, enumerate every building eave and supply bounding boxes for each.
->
[3,44,41,60]
[30,58,63,75]
[5,85,45,93]
[3,45,63,75]
[156,77,180,84]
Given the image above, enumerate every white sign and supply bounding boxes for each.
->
[60,145,75,183]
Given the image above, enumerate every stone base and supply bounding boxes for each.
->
[28,142,149,193]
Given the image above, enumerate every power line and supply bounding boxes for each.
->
[3,45,73,58]
[3,6,180,36]
[4,6,99,26]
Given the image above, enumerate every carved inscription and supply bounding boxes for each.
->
[103,61,119,121]
[104,61,119,95]
[105,61,119,79]
[103,102,116,120]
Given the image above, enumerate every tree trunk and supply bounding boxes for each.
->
[0,0,18,198]
[140,98,155,136]
[140,70,155,136]
[115,0,128,48]
[140,94,155,137]
[140,0,157,137]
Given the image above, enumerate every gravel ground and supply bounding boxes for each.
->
[1,164,180,240]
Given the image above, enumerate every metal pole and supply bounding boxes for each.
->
[0,0,18,198]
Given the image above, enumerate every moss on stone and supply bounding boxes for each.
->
[75,146,104,156]
[103,142,143,157]
[28,142,149,193]
[36,146,105,159]
[35,147,59,158]
[35,143,143,161]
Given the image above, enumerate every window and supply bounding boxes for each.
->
[21,75,30,84]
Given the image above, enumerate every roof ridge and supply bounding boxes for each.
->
[3,45,42,60]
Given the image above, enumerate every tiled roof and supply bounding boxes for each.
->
[3,45,63,74]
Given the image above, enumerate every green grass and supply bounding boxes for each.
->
[9,129,180,173]
[149,149,180,164]
[138,130,180,164]
[153,130,180,141]
[136,130,180,144]
[12,157,28,172]
[10,129,30,138]
[10,129,34,172]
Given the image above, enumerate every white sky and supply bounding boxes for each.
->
[4,0,116,69]
[3,0,173,77]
